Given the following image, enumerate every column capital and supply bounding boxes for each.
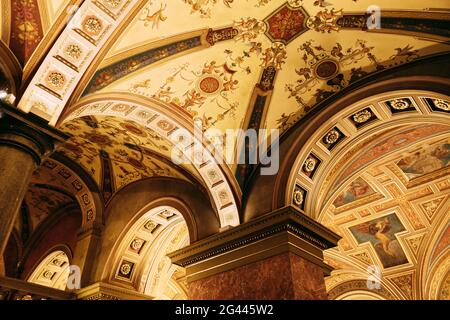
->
[0,102,70,165]
[169,206,341,283]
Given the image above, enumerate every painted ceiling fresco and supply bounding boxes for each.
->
[320,135,450,299]
[1,0,70,64]
[59,115,197,197]
[14,159,83,240]
[83,0,450,167]
[3,0,448,300]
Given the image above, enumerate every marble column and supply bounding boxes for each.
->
[169,206,341,300]
[0,102,69,257]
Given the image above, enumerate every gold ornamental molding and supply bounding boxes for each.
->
[24,0,85,85]
[169,206,341,283]
[76,282,153,300]
[284,90,450,219]
[0,1,11,45]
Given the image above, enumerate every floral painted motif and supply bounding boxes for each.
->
[10,0,45,64]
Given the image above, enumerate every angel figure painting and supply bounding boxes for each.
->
[396,142,450,180]
[350,214,409,268]
[332,177,376,208]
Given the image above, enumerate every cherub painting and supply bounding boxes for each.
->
[333,177,376,208]
[397,143,450,179]
[350,214,408,268]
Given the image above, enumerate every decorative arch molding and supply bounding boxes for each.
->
[26,247,71,290]
[0,39,22,96]
[92,177,221,283]
[335,290,387,300]
[33,155,103,228]
[22,0,84,84]
[418,207,450,299]
[243,66,450,222]
[18,202,81,279]
[16,0,148,124]
[326,271,400,300]
[324,250,415,300]
[0,1,11,45]
[423,252,450,300]
[438,271,450,300]
[285,89,450,219]
[103,205,189,299]
[58,92,241,228]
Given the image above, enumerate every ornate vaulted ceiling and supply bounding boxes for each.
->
[94,0,449,137]
[1,0,449,300]
[322,135,450,299]
[1,0,71,63]
[59,116,198,194]
[75,0,450,182]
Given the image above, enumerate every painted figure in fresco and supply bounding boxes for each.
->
[397,143,450,179]
[333,178,375,207]
[350,214,409,268]
[369,218,394,256]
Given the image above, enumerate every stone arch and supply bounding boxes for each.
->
[26,246,72,290]
[419,209,450,299]
[284,89,450,219]
[102,204,189,299]
[19,204,81,280]
[335,290,387,300]
[327,277,399,300]
[0,40,22,98]
[58,92,240,228]
[32,154,104,228]
[239,64,450,300]
[92,177,220,285]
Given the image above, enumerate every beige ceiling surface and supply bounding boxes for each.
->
[91,0,450,170]
[108,0,449,56]
[38,0,70,33]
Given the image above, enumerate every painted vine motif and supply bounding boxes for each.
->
[277,40,420,133]
[60,116,185,189]
[139,1,168,29]
[127,17,287,132]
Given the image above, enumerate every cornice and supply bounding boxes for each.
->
[169,206,340,282]
[76,281,153,300]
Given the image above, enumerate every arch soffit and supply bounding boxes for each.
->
[59,92,241,228]
[283,89,450,218]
